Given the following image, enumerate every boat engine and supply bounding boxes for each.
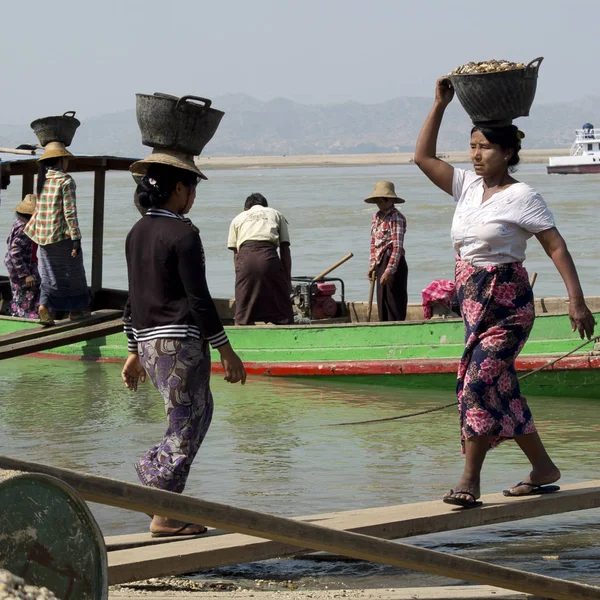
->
[292,281,338,320]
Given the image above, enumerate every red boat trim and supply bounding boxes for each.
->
[24,352,600,376]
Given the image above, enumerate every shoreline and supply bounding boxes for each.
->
[196,149,568,171]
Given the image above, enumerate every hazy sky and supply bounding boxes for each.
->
[2,0,599,124]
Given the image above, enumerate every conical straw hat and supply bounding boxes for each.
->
[364,181,405,204]
[130,148,207,180]
[14,194,37,215]
[38,141,74,162]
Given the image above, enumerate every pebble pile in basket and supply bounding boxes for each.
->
[449,60,526,75]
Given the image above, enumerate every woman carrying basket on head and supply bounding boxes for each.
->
[414,77,595,508]
[24,142,90,326]
[122,149,246,537]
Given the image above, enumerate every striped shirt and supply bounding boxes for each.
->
[123,208,229,353]
[24,169,81,245]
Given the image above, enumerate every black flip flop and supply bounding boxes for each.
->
[502,482,561,497]
[150,523,207,538]
[443,489,482,509]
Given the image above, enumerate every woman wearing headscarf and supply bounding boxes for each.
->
[4,194,41,318]
[24,142,90,325]
[365,181,408,321]
[414,77,595,508]
[122,150,246,537]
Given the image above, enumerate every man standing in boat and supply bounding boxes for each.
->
[228,193,294,325]
[366,181,409,321]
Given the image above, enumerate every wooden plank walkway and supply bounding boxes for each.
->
[0,311,123,361]
[0,309,122,346]
[106,479,600,583]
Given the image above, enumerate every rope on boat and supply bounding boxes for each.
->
[326,335,600,427]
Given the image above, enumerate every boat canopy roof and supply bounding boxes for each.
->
[0,155,138,175]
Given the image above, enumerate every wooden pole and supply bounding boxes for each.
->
[91,167,107,295]
[21,173,34,198]
[312,253,354,281]
[0,456,598,599]
[530,272,538,288]
[0,147,36,155]
[366,272,376,322]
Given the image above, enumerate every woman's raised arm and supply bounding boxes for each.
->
[414,78,456,196]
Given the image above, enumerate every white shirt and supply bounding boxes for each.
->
[227,205,290,251]
[451,168,555,266]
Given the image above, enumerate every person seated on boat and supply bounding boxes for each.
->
[227,192,294,325]
[24,142,90,326]
[414,77,596,508]
[4,194,41,319]
[121,151,246,537]
[366,181,408,322]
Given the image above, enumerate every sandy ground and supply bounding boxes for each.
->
[196,149,567,172]
[108,578,541,599]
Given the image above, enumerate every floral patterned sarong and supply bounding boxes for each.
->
[135,337,214,493]
[455,258,537,451]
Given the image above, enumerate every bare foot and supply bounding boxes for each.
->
[443,477,481,505]
[507,465,561,496]
[150,515,207,536]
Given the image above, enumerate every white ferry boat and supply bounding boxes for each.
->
[548,123,600,174]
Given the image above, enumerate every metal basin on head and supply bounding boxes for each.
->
[136,93,225,155]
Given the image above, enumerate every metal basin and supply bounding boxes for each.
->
[136,93,225,155]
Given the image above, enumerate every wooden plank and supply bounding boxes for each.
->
[0,457,598,600]
[104,479,600,551]
[0,319,123,361]
[0,310,122,346]
[105,480,600,579]
[91,169,107,294]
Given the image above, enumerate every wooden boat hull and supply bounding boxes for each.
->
[1,303,598,399]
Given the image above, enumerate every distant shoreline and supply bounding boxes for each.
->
[196,149,568,171]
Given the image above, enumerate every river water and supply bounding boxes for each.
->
[0,163,598,589]
[1,163,599,301]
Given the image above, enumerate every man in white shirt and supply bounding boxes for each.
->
[227,193,293,325]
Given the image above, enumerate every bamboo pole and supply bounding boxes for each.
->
[530,272,538,288]
[0,147,36,155]
[0,456,598,599]
[312,253,353,281]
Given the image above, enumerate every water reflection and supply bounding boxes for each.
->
[0,357,598,587]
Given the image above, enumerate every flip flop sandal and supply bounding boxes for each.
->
[150,523,207,538]
[502,482,561,497]
[442,489,482,509]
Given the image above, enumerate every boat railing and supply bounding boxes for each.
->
[574,128,600,142]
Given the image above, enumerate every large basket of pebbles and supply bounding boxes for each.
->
[448,57,543,126]
[136,93,225,155]
[30,111,80,147]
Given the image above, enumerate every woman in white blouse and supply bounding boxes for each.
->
[414,77,596,508]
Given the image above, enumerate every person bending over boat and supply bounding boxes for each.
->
[365,181,408,321]
[414,77,596,508]
[24,142,90,326]
[121,152,246,537]
[4,194,41,318]
[227,193,294,325]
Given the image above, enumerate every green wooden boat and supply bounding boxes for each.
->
[1,154,598,398]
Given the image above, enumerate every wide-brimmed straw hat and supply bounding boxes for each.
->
[14,194,37,215]
[37,141,74,162]
[129,149,207,180]
[364,181,405,204]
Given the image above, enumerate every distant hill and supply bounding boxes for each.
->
[2,93,598,157]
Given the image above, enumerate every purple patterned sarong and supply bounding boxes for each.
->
[135,337,214,493]
[455,258,537,452]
